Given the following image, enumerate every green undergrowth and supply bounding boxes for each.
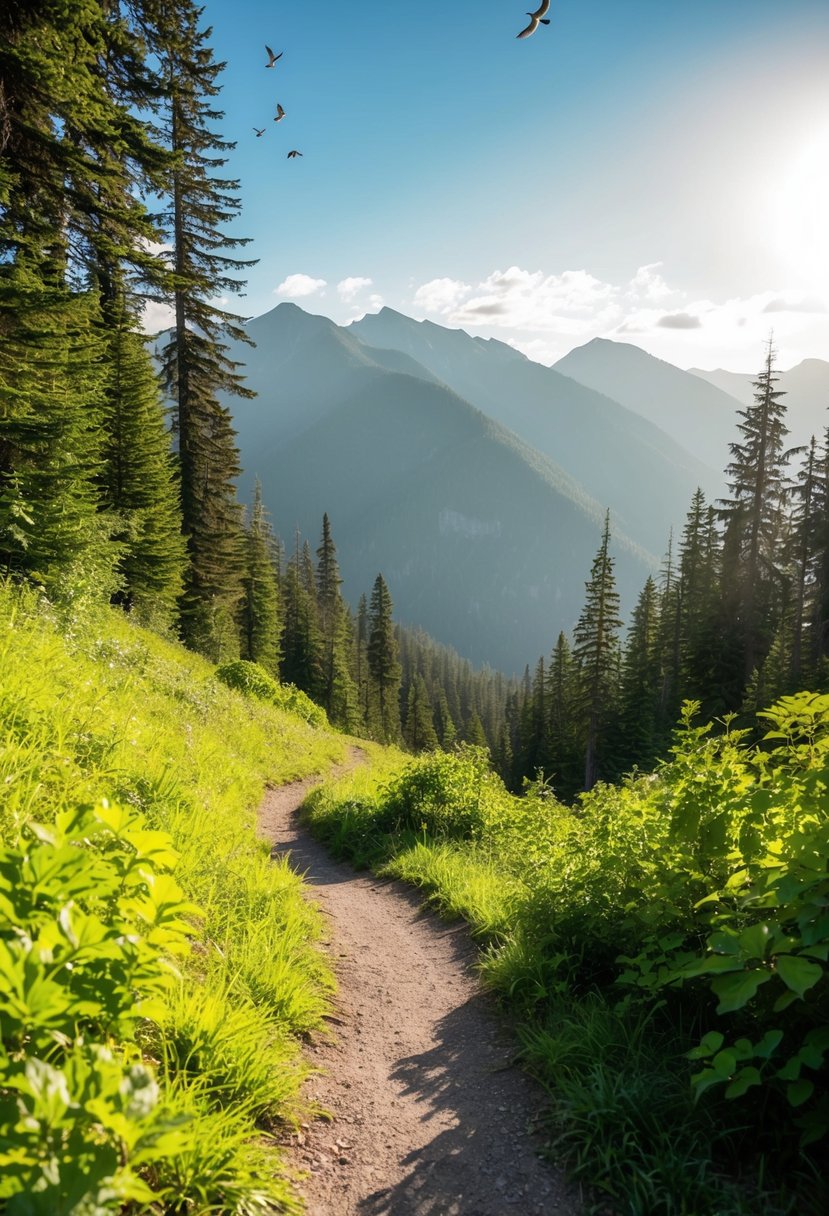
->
[305,710,829,1216]
[0,580,346,1213]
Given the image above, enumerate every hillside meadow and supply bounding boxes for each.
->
[0,580,346,1213]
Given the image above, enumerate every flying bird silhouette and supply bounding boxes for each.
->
[286,150,303,159]
[517,0,551,39]
[253,127,265,137]
[265,45,283,67]
[274,103,285,123]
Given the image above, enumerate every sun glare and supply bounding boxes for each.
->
[771,124,829,289]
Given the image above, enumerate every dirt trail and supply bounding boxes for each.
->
[258,750,577,1216]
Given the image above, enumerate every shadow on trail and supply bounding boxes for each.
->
[357,1002,558,1216]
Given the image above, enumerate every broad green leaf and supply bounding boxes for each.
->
[787,1079,814,1107]
[712,969,770,1013]
[687,1030,724,1060]
[775,954,823,998]
[725,1066,761,1099]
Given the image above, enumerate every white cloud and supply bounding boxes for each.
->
[274,273,327,298]
[367,293,384,311]
[140,299,175,334]
[337,276,373,302]
[627,262,674,304]
[412,277,471,314]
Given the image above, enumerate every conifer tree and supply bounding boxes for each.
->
[152,0,254,653]
[573,511,623,790]
[367,573,401,742]
[546,632,582,800]
[281,533,323,696]
[433,686,458,749]
[316,514,358,726]
[464,710,488,749]
[98,311,186,626]
[0,274,114,598]
[517,657,547,780]
[241,480,281,672]
[810,428,829,669]
[354,592,371,728]
[404,674,439,751]
[720,338,791,682]
[613,575,662,775]
[788,437,826,681]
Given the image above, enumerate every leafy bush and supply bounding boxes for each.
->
[308,694,829,1213]
[0,800,194,1211]
[215,658,328,726]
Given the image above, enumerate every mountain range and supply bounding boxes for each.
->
[219,304,826,672]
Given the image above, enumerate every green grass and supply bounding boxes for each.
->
[0,580,346,1212]
[304,738,827,1216]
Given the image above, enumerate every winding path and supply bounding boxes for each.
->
[258,753,577,1216]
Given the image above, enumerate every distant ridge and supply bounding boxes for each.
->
[553,336,741,471]
[350,308,718,556]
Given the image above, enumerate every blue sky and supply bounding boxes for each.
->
[147,1,829,370]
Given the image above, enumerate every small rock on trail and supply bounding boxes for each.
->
[258,752,578,1216]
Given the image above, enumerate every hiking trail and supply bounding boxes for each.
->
[258,749,577,1216]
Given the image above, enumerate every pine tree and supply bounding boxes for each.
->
[404,674,439,751]
[241,480,281,672]
[97,307,185,626]
[354,592,371,729]
[810,428,829,669]
[614,576,662,775]
[281,532,323,696]
[546,631,583,801]
[788,437,826,682]
[464,710,488,749]
[719,337,791,683]
[152,0,254,653]
[573,511,623,790]
[367,573,401,743]
[0,272,115,598]
[433,686,458,749]
[316,514,358,726]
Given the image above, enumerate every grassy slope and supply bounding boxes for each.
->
[305,739,827,1216]
[0,582,345,1213]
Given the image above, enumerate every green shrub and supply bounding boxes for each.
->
[0,801,195,1211]
[215,659,328,727]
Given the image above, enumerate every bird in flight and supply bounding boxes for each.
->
[274,103,286,123]
[253,126,266,137]
[517,1,551,39]
[265,45,283,68]
[287,150,303,159]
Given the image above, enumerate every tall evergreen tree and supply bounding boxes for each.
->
[241,480,281,672]
[404,674,439,751]
[613,575,662,775]
[281,532,323,696]
[719,338,791,682]
[788,436,826,682]
[573,511,623,790]
[546,631,582,800]
[367,573,401,743]
[98,311,186,626]
[315,514,358,728]
[152,0,255,653]
[0,274,114,597]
